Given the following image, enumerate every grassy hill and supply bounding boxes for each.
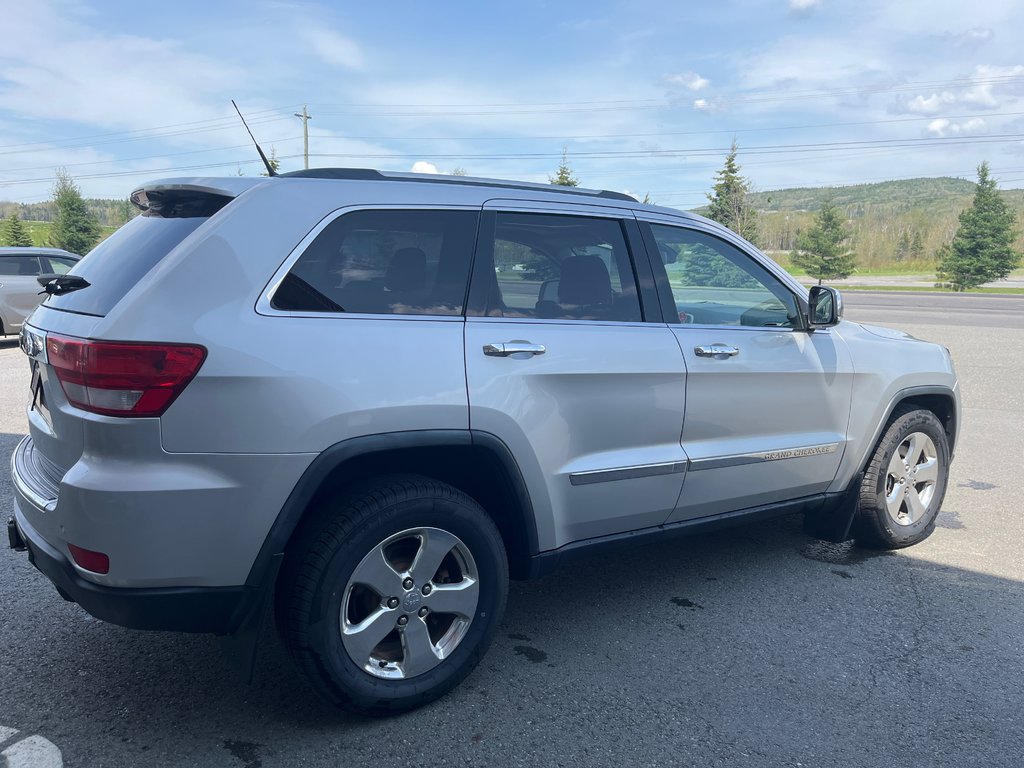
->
[741,177,1024,272]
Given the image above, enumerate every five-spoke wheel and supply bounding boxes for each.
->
[276,476,507,715]
[855,407,950,549]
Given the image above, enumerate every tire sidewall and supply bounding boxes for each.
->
[865,410,950,546]
[305,492,507,711]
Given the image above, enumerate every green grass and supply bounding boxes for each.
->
[22,221,118,249]
[808,284,1024,295]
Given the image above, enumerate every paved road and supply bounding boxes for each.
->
[1,293,1022,768]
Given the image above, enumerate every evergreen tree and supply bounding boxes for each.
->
[789,196,856,284]
[910,231,925,261]
[2,212,33,247]
[937,162,1022,291]
[549,147,579,187]
[706,141,758,245]
[259,147,281,176]
[895,231,910,262]
[48,169,101,255]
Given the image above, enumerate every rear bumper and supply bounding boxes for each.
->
[11,508,250,633]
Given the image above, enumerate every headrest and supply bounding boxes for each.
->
[385,248,427,292]
[558,254,612,307]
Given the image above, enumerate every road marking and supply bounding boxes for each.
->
[0,727,63,768]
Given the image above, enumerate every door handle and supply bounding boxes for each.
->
[483,342,546,357]
[694,344,739,358]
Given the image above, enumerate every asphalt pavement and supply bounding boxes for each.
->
[1,291,1021,768]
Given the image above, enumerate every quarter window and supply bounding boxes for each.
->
[650,224,800,328]
[483,213,641,322]
[272,209,477,316]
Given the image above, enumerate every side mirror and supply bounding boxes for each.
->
[807,286,843,329]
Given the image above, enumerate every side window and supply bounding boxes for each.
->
[650,224,800,328]
[0,256,42,276]
[44,257,78,275]
[486,213,641,322]
[271,209,477,316]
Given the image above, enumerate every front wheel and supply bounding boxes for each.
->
[853,407,951,549]
[276,475,508,716]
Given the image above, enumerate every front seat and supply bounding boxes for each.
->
[384,248,428,310]
[556,254,613,319]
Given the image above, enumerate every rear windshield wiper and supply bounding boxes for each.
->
[37,274,91,296]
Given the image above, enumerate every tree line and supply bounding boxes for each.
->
[548,144,1022,291]
[0,169,120,255]
[4,155,1021,291]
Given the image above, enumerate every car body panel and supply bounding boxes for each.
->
[0,248,79,333]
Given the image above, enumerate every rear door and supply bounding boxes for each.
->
[464,201,687,550]
[638,216,854,522]
[0,254,44,331]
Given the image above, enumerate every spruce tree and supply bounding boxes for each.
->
[549,147,579,187]
[706,141,758,245]
[937,162,1022,290]
[910,231,925,261]
[789,196,856,284]
[48,169,101,255]
[2,212,33,247]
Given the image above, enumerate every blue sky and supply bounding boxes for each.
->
[1,0,1023,208]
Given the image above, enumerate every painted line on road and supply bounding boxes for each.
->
[0,727,64,768]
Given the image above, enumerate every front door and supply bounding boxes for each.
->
[464,203,687,550]
[639,218,854,522]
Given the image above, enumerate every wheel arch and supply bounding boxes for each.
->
[859,385,959,474]
[245,430,540,587]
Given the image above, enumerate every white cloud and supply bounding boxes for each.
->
[410,161,440,174]
[926,117,986,137]
[693,99,710,110]
[906,92,958,115]
[788,0,821,14]
[903,64,1024,114]
[665,71,710,91]
[299,26,364,70]
[953,27,994,46]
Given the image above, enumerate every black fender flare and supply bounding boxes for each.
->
[243,429,539,591]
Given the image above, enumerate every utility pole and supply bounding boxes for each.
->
[293,105,312,169]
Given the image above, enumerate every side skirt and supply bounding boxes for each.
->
[526,487,857,579]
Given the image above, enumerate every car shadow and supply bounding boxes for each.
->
[1,432,1020,766]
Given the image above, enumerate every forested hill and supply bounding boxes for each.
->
[741,177,1024,269]
[749,177,985,213]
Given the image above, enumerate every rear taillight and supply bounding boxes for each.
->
[46,334,206,417]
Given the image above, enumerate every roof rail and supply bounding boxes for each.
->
[278,168,637,203]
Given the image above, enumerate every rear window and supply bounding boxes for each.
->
[42,216,207,316]
[271,209,478,316]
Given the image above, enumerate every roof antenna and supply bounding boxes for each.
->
[231,99,277,177]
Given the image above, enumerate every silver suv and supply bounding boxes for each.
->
[9,170,959,715]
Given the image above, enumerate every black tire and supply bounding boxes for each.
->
[276,475,508,716]
[852,407,950,549]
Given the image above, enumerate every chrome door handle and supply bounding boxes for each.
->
[483,342,546,357]
[694,344,739,358]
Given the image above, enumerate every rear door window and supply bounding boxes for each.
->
[479,212,642,322]
[42,216,207,317]
[0,255,42,276]
[271,209,478,316]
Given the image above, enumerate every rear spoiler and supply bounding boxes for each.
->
[129,178,266,218]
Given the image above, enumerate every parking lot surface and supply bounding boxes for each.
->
[1,291,1021,768]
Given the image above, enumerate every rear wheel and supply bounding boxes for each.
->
[853,407,950,549]
[276,475,508,715]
